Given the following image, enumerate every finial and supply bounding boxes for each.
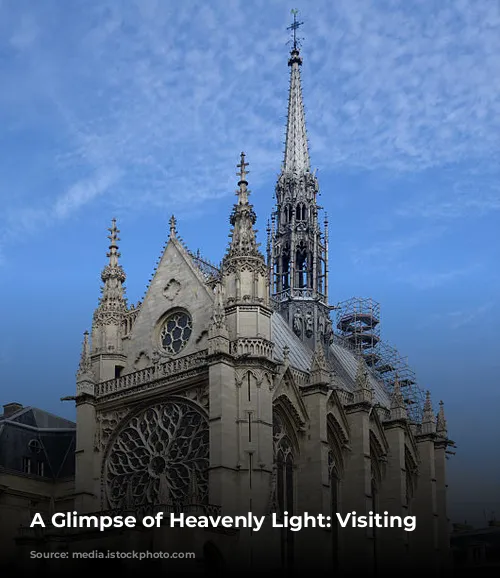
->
[107,218,120,264]
[287,9,303,52]
[77,330,91,376]
[437,400,447,436]
[424,390,432,412]
[235,152,250,206]
[390,374,407,420]
[108,218,119,246]
[237,152,249,186]
[421,390,437,433]
[169,215,177,239]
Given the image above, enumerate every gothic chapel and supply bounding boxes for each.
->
[22,31,452,575]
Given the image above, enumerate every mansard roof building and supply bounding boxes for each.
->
[10,33,453,576]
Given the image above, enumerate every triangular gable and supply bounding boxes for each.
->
[326,389,350,444]
[125,238,215,371]
[273,367,308,427]
[369,405,390,455]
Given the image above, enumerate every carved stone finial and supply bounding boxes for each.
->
[354,355,373,404]
[310,340,329,384]
[169,215,177,239]
[421,390,436,434]
[390,374,407,421]
[77,331,91,376]
[436,400,447,436]
[94,219,127,331]
[237,151,249,185]
[223,153,263,262]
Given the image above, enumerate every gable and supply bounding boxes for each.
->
[273,367,308,428]
[124,238,215,372]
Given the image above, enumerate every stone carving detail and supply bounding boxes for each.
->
[293,310,302,336]
[134,351,150,370]
[163,279,181,301]
[94,409,130,453]
[273,413,294,462]
[179,386,209,411]
[104,400,209,509]
[305,311,313,337]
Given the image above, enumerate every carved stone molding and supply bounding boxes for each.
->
[178,385,209,411]
[163,278,181,301]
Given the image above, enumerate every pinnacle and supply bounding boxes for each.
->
[436,400,447,436]
[97,219,127,313]
[224,153,263,261]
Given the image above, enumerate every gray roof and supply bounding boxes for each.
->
[0,405,75,430]
[271,312,391,408]
[0,405,75,480]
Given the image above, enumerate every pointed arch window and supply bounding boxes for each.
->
[273,411,296,568]
[328,419,345,572]
[296,242,308,289]
[370,434,384,574]
[295,203,307,221]
[405,448,417,551]
[282,245,290,290]
[328,450,340,571]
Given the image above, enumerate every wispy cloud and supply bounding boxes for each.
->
[350,227,446,265]
[419,300,495,329]
[395,182,500,221]
[0,0,499,256]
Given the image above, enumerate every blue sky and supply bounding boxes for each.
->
[0,0,499,526]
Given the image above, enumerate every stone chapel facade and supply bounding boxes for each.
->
[15,42,452,575]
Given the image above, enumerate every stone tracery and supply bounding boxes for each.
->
[104,400,209,509]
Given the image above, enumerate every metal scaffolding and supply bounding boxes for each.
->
[335,297,380,355]
[334,297,426,422]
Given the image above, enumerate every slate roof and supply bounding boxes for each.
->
[0,405,76,480]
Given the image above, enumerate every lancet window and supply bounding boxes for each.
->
[273,410,297,567]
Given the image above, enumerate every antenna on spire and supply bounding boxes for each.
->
[287,9,304,51]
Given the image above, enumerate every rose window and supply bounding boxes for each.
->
[104,401,209,509]
[160,310,192,354]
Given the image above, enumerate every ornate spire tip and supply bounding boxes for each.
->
[169,215,177,239]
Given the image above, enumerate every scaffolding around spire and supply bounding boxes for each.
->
[334,296,426,422]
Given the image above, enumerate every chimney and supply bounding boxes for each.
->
[2,403,23,417]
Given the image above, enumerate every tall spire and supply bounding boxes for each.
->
[283,12,310,175]
[225,153,262,260]
[270,13,331,351]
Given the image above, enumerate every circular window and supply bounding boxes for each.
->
[160,310,193,355]
[28,439,42,453]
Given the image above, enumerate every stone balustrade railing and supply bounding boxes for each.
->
[95,349,209,398]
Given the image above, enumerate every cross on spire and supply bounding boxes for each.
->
[237,152,249,185]
[287,9,303,51]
